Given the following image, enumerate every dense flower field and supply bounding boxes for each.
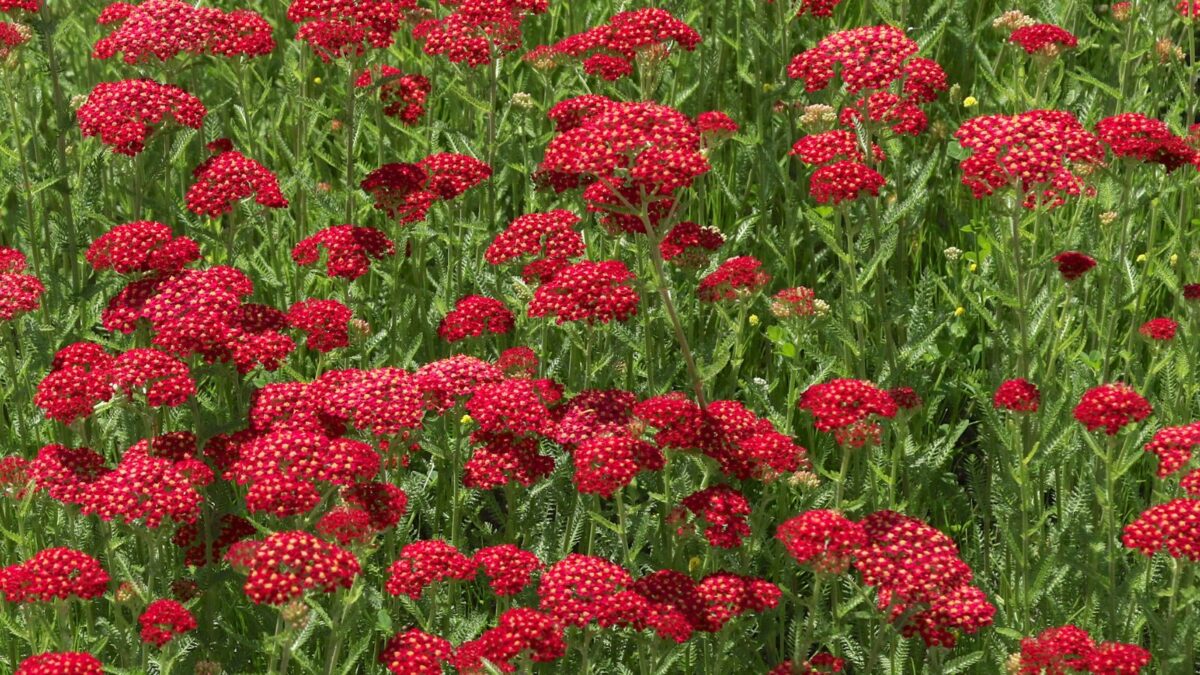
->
[0,0,1198,672]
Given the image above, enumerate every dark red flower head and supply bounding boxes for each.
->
[77,80,206,156]
[1052,251,1097,280]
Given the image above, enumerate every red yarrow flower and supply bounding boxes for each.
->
[1074,383,1152,435]
[0,548,109,603]
[355,65,430,124]
[138,598,197,647]
[994,378,1040,412]
[385,539,477,599]
[93,0,275,63]
[798,378,898,432]
[438,295,515,342]
[238,531,360,605]
[1053,251,1097,281]
[186,139,288,217]
[486,210,585,283]
[776,509,867,574]
[77,79,206,156]
[528,259,639,324]
[787,25,918,94]
[1009,23,1078,56]
[287,0,413,62]
[1138,317,1178,342]
[379,628,454,675]
[534,8,700,81]
[698,256,771,302]
[1123,497,1200,561]
[288,299,353,352]
[15,652,103,675]
[361,154,490,224]
[680,485,753,549]
[86,221,200,275]
[1097,113,1200,171]
[955,111,1104,208]
[474,544,543,596]
[413,0,548,67]
[292,224,395,280]
[809,161,886,204]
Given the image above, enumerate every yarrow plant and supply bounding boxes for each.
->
[1,0,1197,672]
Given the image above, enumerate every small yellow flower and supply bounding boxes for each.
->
[313,77,322,84]
[962,96,978,108]
[1170,253,1179,266]
[748,314,760,327]
[969,263,978,273]
[954,306,965,317]
[688,556,702,573]
[460,414,473,425]
[1136,253,1147,263]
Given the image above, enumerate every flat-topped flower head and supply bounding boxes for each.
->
[138,599,197,646]
[1009,23,1077,57]
[955,110,1105,208]
[698,256,771,302]
[1139,317,1178,342]
[287,0,414,62]
[77,80,205,156]
[186,140,288,217]
[1097,113,1200,171]
[355,65,430,124]
[532,8,699,81]
[438,295,514,342]
[239,531,360,604]
[413,0,548,67]
[1074,383,1152,435]
[1053,251,1097,280]
[528,259,639,324]
[94,0,274,63]
[0,547,109,602]
[787,25,918,94]
[87,221,200,274]
[292,224,394,280]
[16,652,103,675]
[994,378,1040,412]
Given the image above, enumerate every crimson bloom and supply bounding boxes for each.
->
[528,259,639,324]
[776,509,867,574]
[138,599,197,646]
[287,0,413,62]
[15,652,103,675]
[288,299,353,352]
[77,80,205,156]
[1138,317,1178,342]
[86,221,200,274]
[0,548,110,602]
[0,246,44,321]
[93,0,274,63]
[438,295,514,342]
[239,531,360,605]
[1009,23,1078,56]
[292,225,395,280]
[414,0,548,67]
[532,8,700,81]
[1053,251,1097,280]
[385,539,477,599]
[1074,383,1152,435]
[379,628,454,674]
[355,65,430,124]
[186,140,288,217]
[698,256,771,302]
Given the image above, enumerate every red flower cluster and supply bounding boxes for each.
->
[0,547,109,602]
[769,654,846,674]
[81,434,214,528]
[1016,624,1151,674]
[1073,383,1152,435]
[855,510,995,647]
[1096,113,1200,171]
[361,153,491,224]
[531,8,700,81]
[994,378,1041,412]
[474,544,542,596]
[86,221,199,274]
[93,0,274,63]
[286,0,414,62]
[0,246,44,321]
[77,80,205,156]
[1123,497,1200,561]
[1053,251,1097,281]
[238,530,360,604]
[1143,421,1200,478]
[680,485,752,548]
[486,210,586,282]
[955,111,1105,208]
[537,97,711,233]
[1185,283,1200,300]
[771,286,823,318]
[438,295,514,342]
[288,299,353,352]
[385,539,477,599]
[453,607,565,672]
[1009,24,1078,56]
[1138,317,1177,341]
[138,598,197,647]
[698,256,771,302]
[528,259,639,324]
[187,139,289,217]
[103,265,294,373]
[292,224,395,280]
[572,434,663,498]
[15,652,103,675]
[0,21,29,59]
[35,342,196,424]
[379,628,454,674]
[355,65,430,124]
[798,378,898,433]
[785,0,845,18]
[660,221,724,268]
[635,393,809,480]
[0,0,36,12]
[413,0,548,67]
[787,25,918,93]
[776,509,868,574]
